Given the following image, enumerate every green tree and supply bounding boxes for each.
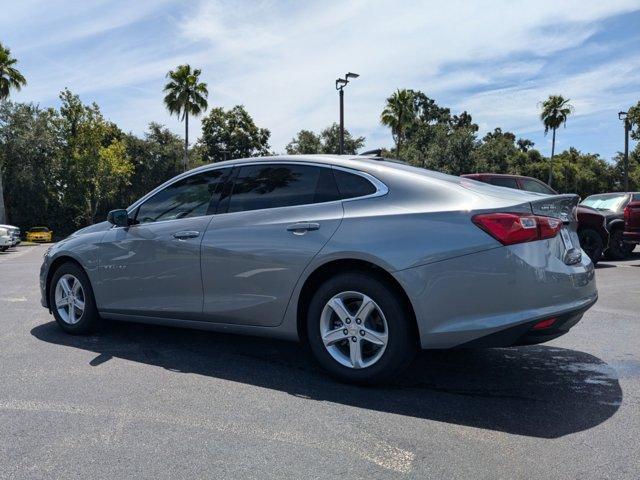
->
[381,89,415,157]
[163,65,208,171]
[627,100,640,141]
[57,90,131,226]
[517,138,535,152]
[0,43,26,100]
[540,94,573,187]
[200,105,270,163]
[124,123,184,204]
[398,92,479,173]
[285,125,364,155]
[0,42,27,224]
[318,123,365,154]
[612,144,640,191]
[285,129,322,154]
[0,102,61,231]
[473,128,526,174]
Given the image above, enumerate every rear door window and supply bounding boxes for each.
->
[227,164,339,213]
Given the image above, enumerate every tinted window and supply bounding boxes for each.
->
[520,178,555,195]
[488,177,519,189]
[633,194,640,202]
[136,169,229,223]
[227,164,339,213]
[333,169,376,199]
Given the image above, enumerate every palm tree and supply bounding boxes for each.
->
[540,95,573,186]
[163,65,208,171]
[0,42,27,224]
[381,89,415,158]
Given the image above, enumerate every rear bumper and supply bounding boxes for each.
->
[394,237,597,349]
[458,298,596,347]
[623,230,640,244]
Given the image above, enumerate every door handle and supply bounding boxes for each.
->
[173,230,200,240]
[286,222,320,234]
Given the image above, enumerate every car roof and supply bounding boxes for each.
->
[186,154,377,172]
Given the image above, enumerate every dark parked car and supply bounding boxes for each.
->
[624,197,640,247]
[461,174,609,264]
[582,192,640,259]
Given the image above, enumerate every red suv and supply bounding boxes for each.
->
[462,173,609,265]
[624,196,640,247]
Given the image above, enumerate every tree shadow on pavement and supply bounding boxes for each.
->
[31,320,622,439]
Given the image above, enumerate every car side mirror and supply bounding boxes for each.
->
[107,209,130,228]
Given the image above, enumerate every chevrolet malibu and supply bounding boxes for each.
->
[40,155,597,384]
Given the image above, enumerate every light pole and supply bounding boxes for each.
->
[619,111,630,191]
[335,72,359,154]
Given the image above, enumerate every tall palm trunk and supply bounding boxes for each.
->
[183,110,189,171]
[0,171,6,224]
[548,127,556,186]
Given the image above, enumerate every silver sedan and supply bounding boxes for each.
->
[40,155,597,383]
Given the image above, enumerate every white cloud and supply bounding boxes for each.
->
[176,0,640,152]
[461,56,640,135]
[2,0,639,158]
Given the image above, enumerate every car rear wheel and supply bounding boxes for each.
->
[306,272,416,385]
[578,228,603,265]
[49,262,101,334]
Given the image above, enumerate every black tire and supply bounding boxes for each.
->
[49,262,102,334]
[605,228,630,260]
[0,246,7,252]
[578,228,603,265]
[306,271,416,385]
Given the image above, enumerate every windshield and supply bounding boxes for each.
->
[581,194,628,211]
[30,227,49,232]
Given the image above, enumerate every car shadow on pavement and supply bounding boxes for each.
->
[31,320,622,439]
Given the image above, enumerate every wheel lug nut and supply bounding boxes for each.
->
[351,336,357,342]
[343,329,348,335]
[360,330,365,336]
[356,318,361,324]
[345,319,351,324]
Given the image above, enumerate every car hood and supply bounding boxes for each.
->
[70,221,112,237]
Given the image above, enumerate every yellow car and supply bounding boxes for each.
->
[26,227,53,243]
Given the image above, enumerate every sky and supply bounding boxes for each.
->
[2,0,640,161]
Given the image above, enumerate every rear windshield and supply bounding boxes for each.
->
[30,227,49,232]
[581,194,628,211]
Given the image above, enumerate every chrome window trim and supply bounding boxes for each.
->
[127,161,389,218]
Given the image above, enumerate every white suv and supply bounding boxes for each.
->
[0,224,21,247]
[0,227,12,252]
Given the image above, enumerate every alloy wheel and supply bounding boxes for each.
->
[54,274,86,325]
[319,291,388,369]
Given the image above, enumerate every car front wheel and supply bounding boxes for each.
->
[49,262,101,334]
[578,228,603,265]
[605,229,633,260]
[306,272,416,384]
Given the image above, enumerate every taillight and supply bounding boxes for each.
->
[472,212,562,245]
[624,205,630,223]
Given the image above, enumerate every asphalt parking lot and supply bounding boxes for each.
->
[0,244,638,479]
